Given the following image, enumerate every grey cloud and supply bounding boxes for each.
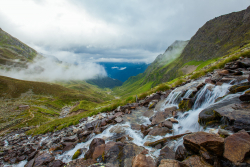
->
[0,0,249,64]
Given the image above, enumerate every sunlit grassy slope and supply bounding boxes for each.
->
[0,76,114,133]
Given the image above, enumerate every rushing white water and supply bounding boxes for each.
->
[10,78,246,167]
[173,83,234,135]
[57,81,239,163]
[4,140,8,146]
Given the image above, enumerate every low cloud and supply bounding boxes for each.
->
[111,66,127,70]
[0,56,107,82]
[0,0,249,63]
[119,67,126,70]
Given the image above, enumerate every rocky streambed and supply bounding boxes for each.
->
[2,58,250,167]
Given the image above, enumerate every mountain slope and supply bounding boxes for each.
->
[114,5,250,97]
[0,28,38,68]
[0,75,114,132]
[160,5,250,82]
[114,40,188,97]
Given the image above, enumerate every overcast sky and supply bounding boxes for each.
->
[0,0,249,63]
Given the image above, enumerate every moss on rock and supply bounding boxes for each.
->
[72,149,82,160]
[178,99,193,111]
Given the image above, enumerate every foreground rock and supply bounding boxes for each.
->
[182,155,212,167]
[213,103,250,131]
[183,132,224,156]
[84,138,105,160]
[132,153,156,167]
[158,159,183,167]
[224,130,250,164]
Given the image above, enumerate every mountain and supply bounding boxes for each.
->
[0,28,38,68]
[0,29,116,132]
[114,5,250,97]
[114,40,188,97]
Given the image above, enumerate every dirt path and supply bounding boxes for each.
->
[0,109,34,135]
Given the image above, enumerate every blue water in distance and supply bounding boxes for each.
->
[98,62,149,82]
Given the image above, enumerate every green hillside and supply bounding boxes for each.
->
[0,75,114,133]
[114,6,250,98]
[0,28,38,69]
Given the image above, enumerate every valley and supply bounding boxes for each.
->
[1,4,250,167]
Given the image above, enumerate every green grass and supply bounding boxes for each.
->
[36,107,60,116]
[71,100,98,113]
[0,76,116,133]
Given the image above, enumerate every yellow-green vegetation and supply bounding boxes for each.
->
[72,149,82,160]
[71,100,97,113]
[0,75,115,133]
[135,47,250,100]
[26,96,136,135]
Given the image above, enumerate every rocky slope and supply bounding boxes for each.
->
[2,56,250,167]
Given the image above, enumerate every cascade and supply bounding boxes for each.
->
[4,79,247,166]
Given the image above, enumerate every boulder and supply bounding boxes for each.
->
[148,127,171,136]
[144,133,192,147]
[121,143,144,167]
[143,94,161,105]
[62,142,76,153]
[199,149,213,165]
[213,103,250,131]
[65,158,96,167]
[25,158,35,167]
[109,125,126,134]
[224,61,240,69]
[84,138,105,160]
[159,120,173,129]
[168,118,178,123]
[151,106,177,125]
[218,70,229,75]
[33,153,55,166]
[182,155,212,167]
[92,144,106,160]
[142,109,154,118]
[239,93,250,101]
[85,123,95,131]
[132,153,156,167]
[211,73,222,82]
[238,59,250,68]
[140,125,151,136]
[158,159,183,167]
[156,145,175,166]
[115,117,123,123]
[175,145,188,161]
[229,82,250,93]
[224,130,250,163]
[27,150,38,161]
[183,132,224,156]
[114,112,123,117]
[62,135,78,142]
[48,160,65,167]
[101,119,107,126]
[104,142,124,167]
[218,129,231,138]
[198,95,241,125]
